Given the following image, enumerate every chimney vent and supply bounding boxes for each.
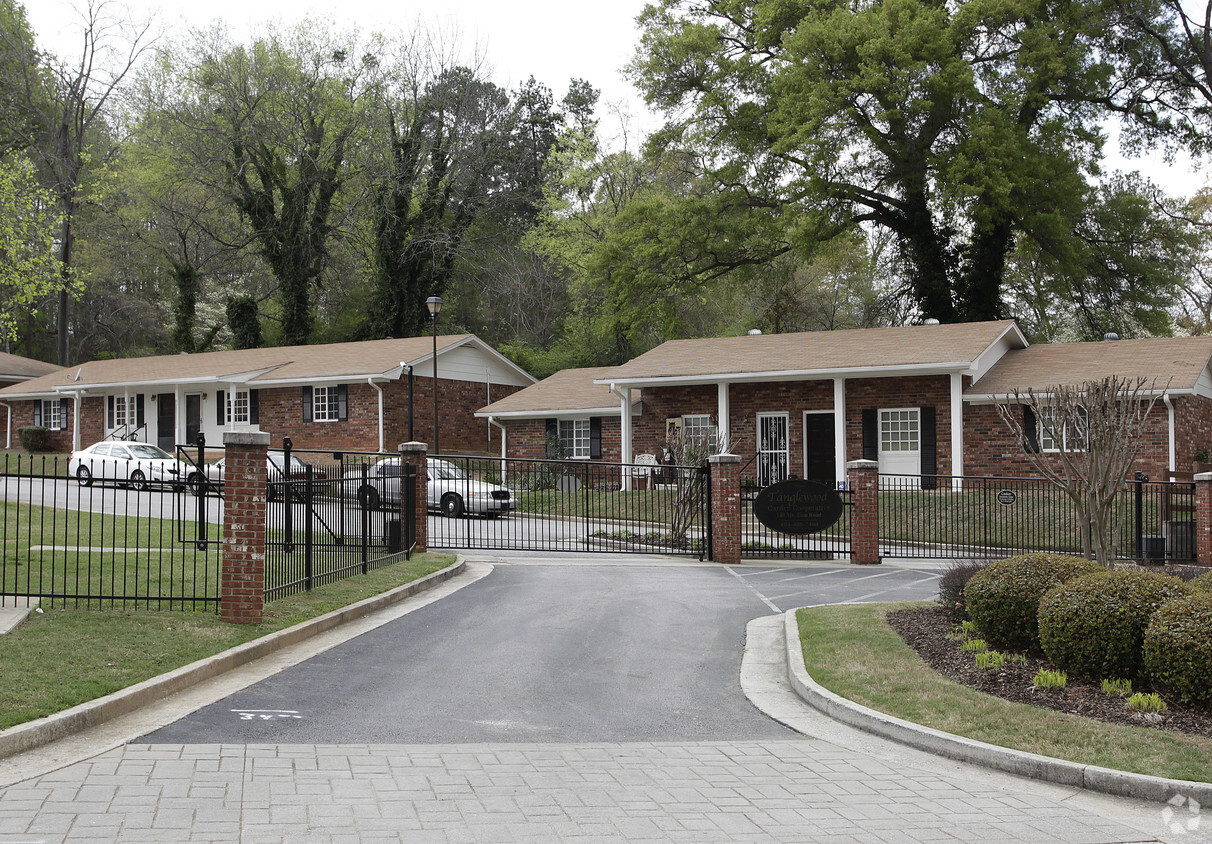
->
[923,318,940,325]
[747,329,762,335]
[1103,332,1119,341]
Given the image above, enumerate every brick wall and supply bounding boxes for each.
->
[844,376,954,474]
[9,396,103,453]
[494,416,625,463]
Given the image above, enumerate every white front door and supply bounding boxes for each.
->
[879,408,921,483]
[757,412,789,487]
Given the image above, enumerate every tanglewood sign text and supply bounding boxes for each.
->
[752,479,845,535]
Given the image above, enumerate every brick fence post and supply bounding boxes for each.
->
[1196,472,1212,566]
[398,441,429,554]
[847,459,881,565]
[221,430,269,624]
[707,453,742,565]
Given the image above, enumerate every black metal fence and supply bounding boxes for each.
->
[739,476,853,560]
[878,474,1197,561]
[0,454,219,610]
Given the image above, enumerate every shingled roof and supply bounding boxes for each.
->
[0,352,61,381]
[0,335,528,397]
[598,320,1024,384]
[966,336,1212,398]
[477,367,626,417]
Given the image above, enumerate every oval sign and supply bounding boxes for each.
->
[996,489,1017,506]
[752,479,844,535]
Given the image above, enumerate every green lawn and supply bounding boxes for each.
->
[798,602,1212,782]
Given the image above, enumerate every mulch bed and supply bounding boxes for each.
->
[887,605,1212,739]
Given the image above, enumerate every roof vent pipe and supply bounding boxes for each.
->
[1104,333,1119,341]
[747,329,762,335]
[922,318,940,325]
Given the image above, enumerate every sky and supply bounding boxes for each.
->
[22,0,1212,196]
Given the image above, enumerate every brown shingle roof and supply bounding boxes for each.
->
[0,352,61,380]
[478,367,623,416]
[601,320,1022,382]
[0,336,478,396]
[966,336,1212,396]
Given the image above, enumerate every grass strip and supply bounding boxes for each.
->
[0,552,454,731]
[797,601,1212,783]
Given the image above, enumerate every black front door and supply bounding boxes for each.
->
[804,413,835,482]
[156,394,175,451]
[185,394,202,445]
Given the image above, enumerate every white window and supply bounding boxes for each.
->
[113,396,130,428]
[40,400,60,429]
[313,386,340,422]
[558,418,590,459]
[228,390,250,424]
[682,414,718,448]
[880,409,919,452]
[1039,406,1088,452]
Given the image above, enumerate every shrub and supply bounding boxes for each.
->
[1143,592,1212,708]
[937,561,988,622]
[963,553,1102,651]
[1032,669,1067,690]
[17,425,51,453]
[1189,570,1212,593]
[1038,570,1193,680]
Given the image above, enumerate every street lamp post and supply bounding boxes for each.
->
[426,296,443,454]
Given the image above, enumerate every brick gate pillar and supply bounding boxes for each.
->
[1196,472,1212,566]
[707,453,742,565]
[847,459,881,565]
[221,430,269,624]
[398,441,429,554]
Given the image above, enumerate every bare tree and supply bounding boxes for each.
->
[663,425,728,550]
[995,376,1163,565]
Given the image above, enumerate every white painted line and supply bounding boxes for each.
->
[724,565,781,613]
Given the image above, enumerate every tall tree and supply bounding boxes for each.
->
[0,154,67,345]
[630,0,1164,323]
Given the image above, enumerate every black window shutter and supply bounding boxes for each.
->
[338,384,348,421]
[590,417,602,459]
[60,398,69,430]
[919,406,937,490]
[33,401,41,427]
[250,390,259,425]
[302,387,313,422]
[1023,406,1040,453]
[136,394,145,427]
[216,390,225,425]
[862,409,878,461]
[107,396,114,428]
[545,418,557,458]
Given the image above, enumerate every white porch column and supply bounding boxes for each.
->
[72,393,82,452]
[716,382,730,449]
[616,385,633,491]
[950,373,964,491]
[833,377,846,485]
[175,385,184,446]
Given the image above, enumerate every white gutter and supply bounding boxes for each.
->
[369,377,386,453]
[609,383,633,491]
[1164,392,1176,478]
[595,361,978,389]
[488,415,507,478]
[0,402,9,449]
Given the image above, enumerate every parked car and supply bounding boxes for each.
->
[70,441,192,490]
[191,453,328,500]
[340,457,514,517]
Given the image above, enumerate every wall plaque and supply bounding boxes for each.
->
[752,479,845,535]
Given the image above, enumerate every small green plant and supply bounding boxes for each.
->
[945,627,969,642]
[961,620,979,636]
[1100,678,1133,698]
[960,638,988,653]
[1005,652,1029,666]
[1032,669,1067,690]
[974,651,1006,670]
[1125,693,1167,715]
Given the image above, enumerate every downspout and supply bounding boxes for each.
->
[370,377,385,453]
[0,402,9,449]
[488,415,507,479]
[1163,392,1176,479]
[610,383,632,491]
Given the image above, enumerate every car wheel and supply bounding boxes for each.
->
[76,465,92,487]
[441,493,464,518]
[188,473,206,497]
[129,470,149,492]
[357,484,381,511]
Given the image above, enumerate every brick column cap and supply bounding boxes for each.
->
[398,441,429,454]
[224,430,271,446]
[847,459,878,470]
[1197,472,1212,482]
[708,453,742,465]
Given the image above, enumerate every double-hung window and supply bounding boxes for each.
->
[113,396,130,428]
[558,418,591,459]
[312,386,341,422]
[228,390,250,425]
[682,414,718,449]
[1038,406,1088,452]
[40,399,61,430]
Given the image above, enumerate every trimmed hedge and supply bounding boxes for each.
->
[1038,570,1193,680]
[1143,593,1212,708]
[963,553,1102,651]
[17,425,50,453]
[1190,570,1212,593]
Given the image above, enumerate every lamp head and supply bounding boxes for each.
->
[425,296,443,317]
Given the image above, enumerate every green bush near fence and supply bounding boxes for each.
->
[16,427,52,453]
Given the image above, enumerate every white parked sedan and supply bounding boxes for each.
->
[191,453,327,500]
[341,458,514,517]
[69,441,191,490]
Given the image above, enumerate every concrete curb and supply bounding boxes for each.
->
[783,608,1212,806]
[0,558,466,760]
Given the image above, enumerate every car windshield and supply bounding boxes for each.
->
[269,455,308,471]
[127,444,172,460]
[430,462,466,480]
